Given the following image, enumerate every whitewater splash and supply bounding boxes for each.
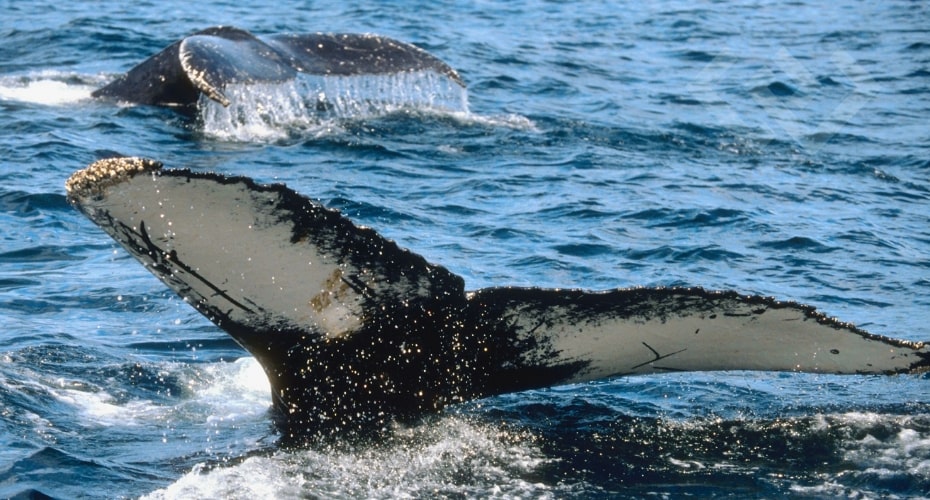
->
[40,357,270,430]
[199,71,471,141]
[0,72,97,106]
[140,415,557,499]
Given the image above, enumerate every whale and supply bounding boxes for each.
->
[66,157,930,438]
[92,26,464,110]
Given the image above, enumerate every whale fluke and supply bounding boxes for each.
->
[92,26,464,109]
[66,157,930,436]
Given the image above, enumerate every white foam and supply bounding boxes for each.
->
[0,73,96,105]
[842,414,930,474]
[142,416,561,499]
[195,358,272,422]
[53,385,161,426]
[789,412,930,496]
[44,357,269,429]
[444,109,539,131]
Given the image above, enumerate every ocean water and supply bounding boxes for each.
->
[2,0,930,497]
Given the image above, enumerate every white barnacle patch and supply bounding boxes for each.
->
[65,157,162,199]
[179,42,231,107]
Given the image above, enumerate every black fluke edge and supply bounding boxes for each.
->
[66,157,930,440]
[92,26,465,110]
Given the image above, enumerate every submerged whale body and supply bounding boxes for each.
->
[66,158,930,438]
[92,26,464,110]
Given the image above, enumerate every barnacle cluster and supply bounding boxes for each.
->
[65,157,162,197]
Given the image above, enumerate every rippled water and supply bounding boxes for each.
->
[2,0,929,498]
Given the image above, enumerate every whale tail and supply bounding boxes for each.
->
[66,157,930,435]
[92,26,464,109]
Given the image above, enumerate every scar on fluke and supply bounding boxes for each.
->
[631,342,687,371]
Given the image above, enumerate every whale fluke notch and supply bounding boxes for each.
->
[92,26,464,110]
[66,157,930,437]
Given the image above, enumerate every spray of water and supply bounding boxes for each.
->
[140,415,559,499]
[199,71,470,142]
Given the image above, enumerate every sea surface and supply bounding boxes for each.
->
[2,0,930,498]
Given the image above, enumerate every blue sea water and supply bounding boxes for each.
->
[2,0,930,497]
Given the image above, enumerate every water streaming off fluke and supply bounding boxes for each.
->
[200,71,469,141]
